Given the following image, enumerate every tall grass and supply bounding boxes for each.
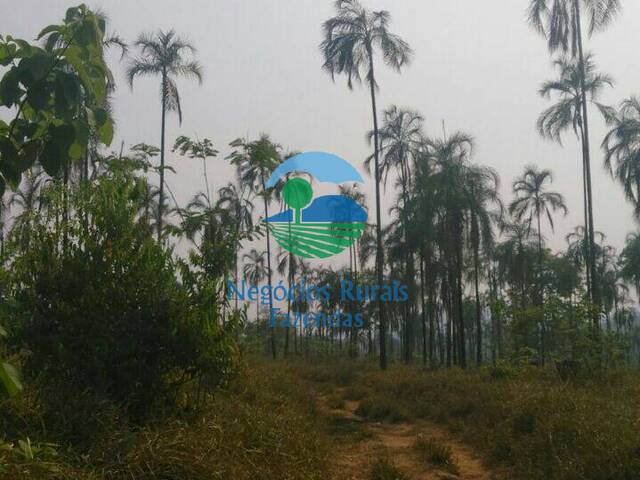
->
[0,361,330,479]
[289,359,640,480]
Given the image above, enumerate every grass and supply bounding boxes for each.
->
[286,359,640,480]
[326,393,346,410]
[0,360,331,480]
[368,457,410,480]
[414,434,458,474]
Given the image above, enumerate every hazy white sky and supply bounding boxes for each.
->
[4,0,640,265]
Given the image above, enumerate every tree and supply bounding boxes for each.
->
[537,54,614,306]
[602,97,640,220]
[0,5,115,192]
[620,232,640,301]
[321,0,412,369]
[510,166,568,300]
[422,131,477,368]
[218,182,254,311]
[173,136,218,206]
[367,105,424,363]
[243,248,267,340]
[466,164,502,366]
[510,166,568,364]
[228,135,281,358]
[126,30,203,242]
[528,0,620,310]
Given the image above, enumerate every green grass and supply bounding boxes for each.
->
[0,360,331,480]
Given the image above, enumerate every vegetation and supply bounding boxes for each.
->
[0,1,639,478]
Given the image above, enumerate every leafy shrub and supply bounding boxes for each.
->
[355,394,407,422]
[4,166,237,418]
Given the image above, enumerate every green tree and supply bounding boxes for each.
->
[510,166,568,364]
[537,54,614,306]
[528,0,620,310]
[229,135,281,358]
[367,105,424,363]
[620,232,640,301]
[126,30,203,242]
[218,182,254,311]
[0,5,114,192]
[602,97,640,219]
[466,164,502,366]
[321,0,412,369]
[243,248,267,341]
[173,135,218,205]
[510,166,568,301]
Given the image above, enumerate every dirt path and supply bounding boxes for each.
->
[317,388,495,480]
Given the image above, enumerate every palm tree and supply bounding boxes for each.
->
[466,165,502,366]
[510,166,568,298]
[126,30,203,242]
[321,0,412,369]
[218,182,254,311]
[620,232,640,301]
[528,0,620,310]
[228,135,282,358]
[510,166,568,365]
[243,249,268,338]
[422,131,477,368]
[602,97,640,219]
[537,54,614,306]
[367,105,423,363]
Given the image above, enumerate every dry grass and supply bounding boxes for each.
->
[414,434,458,474]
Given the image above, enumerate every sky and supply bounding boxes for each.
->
[3,0,640,266]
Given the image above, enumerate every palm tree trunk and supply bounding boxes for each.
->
[420,252,427,366]
[536,209,546,366]
[262,176,277,359]
[284,252,292,358]
[473,237,482,366]
[158,71,167,243]
[574,0,600,312]
[453,214,467,369]
[367,49,387,370]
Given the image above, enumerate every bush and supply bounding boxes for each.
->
[415,434,458,474]
[3,166,237,418]
[368,457,409,480]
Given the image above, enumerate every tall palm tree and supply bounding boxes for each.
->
[126,30,203,242]
[367,105,423,363]
[422,131,477,368]
[528,0,620,310]
[321,0,412,369]
[510,166,568,298]
[602,97,640,220]
[466,165,502,366]
[228,135,282,358]
[510,166,568,365]
[537,54,614,306]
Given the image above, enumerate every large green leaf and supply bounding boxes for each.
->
[0,69,22,107]
[40,124,75,177]
[0,362,22,397]
[94,108,113,146]
[0,137,21,187]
